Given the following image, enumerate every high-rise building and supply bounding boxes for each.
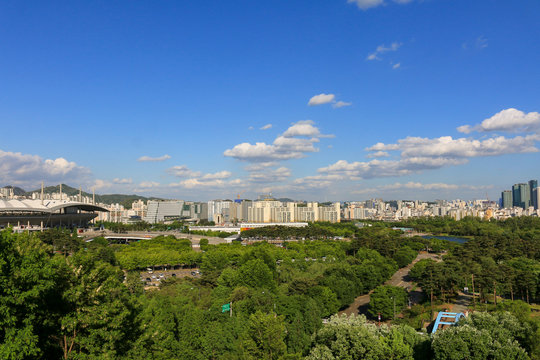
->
[143,200,185,223]
[529,180,538,207]
[533,187,539,210]
[513,183,531,209]
[501,190,513,209]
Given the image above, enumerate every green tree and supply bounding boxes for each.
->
[369,285,408,320]
[306,314,416,360]
[432,312,531,360]
[0,231,64,359]
[243,310,286,360]
[58,252,137,359]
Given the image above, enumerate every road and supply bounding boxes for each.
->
[339,251,441,316]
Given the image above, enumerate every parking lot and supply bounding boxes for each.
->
[140,268,201,287]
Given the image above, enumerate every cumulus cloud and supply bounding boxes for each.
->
[0,150,92,189]
[367,42,401,60]
[320,111,540,181]
[458,108,540,134]
[224,120,332,162]
[260,124,273,130]
[308,93,335,106]
[319,131,539,180]
[308,93,351,108]
[137,154,171,162]
[282,120,321,137]
[368,134,540,158]
[167,165,202,178]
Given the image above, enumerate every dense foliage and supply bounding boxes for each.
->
[0,216,538,359]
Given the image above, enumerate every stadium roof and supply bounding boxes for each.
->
[0,199,108,213]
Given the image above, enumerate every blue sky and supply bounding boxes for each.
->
[1,0,539,201]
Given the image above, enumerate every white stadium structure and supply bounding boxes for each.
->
[0,199,108,229]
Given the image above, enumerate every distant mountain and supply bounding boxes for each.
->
[1,186,27,196]
[25,184,162,209]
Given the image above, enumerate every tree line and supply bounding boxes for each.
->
[0,216,538,359]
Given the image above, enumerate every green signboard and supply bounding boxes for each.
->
[221,303,230,313]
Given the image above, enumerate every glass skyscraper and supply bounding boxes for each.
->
[501,190,513,209]
[512,183,531,209]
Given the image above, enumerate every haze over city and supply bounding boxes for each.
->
[1,0,539,201]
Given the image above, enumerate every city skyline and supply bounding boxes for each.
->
[1,1,540,201]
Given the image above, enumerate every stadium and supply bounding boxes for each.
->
[0,199,108,229]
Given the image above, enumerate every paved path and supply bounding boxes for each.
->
[339,251,441,316]
[450,292,472,314]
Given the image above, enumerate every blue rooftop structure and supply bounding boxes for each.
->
[431,312,466,334]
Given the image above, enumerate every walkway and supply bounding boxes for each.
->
[339,251,441,316]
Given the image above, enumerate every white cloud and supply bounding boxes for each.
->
[113,178,133,184]
[308,93,335,106]
[137,181,160,189]
[308,93,351,108]
[367,42,401,61]
[458,108,540,134]
[366,151,390,158]
[260,124,273,130]
[172,179,226,189]
[348,0,384,10]
[282,120,321,137]
[201,171,232,180]
[169,177,246,190]
[224,120,332,162]
[167,165,201,178]
[292,174,343,189]
[392,63,401,69]
[367,135,540,158]
[245,162,279,172]
[349,0,413,10]
[93,179,112,190]
[249,167,291,183]
[0,150,92,189]
[333,101,352,108]
[353,182,493,194]
[476,35,488,49]
[321,126,539,181]
[320,133,539,180]
[137,154,171,162]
